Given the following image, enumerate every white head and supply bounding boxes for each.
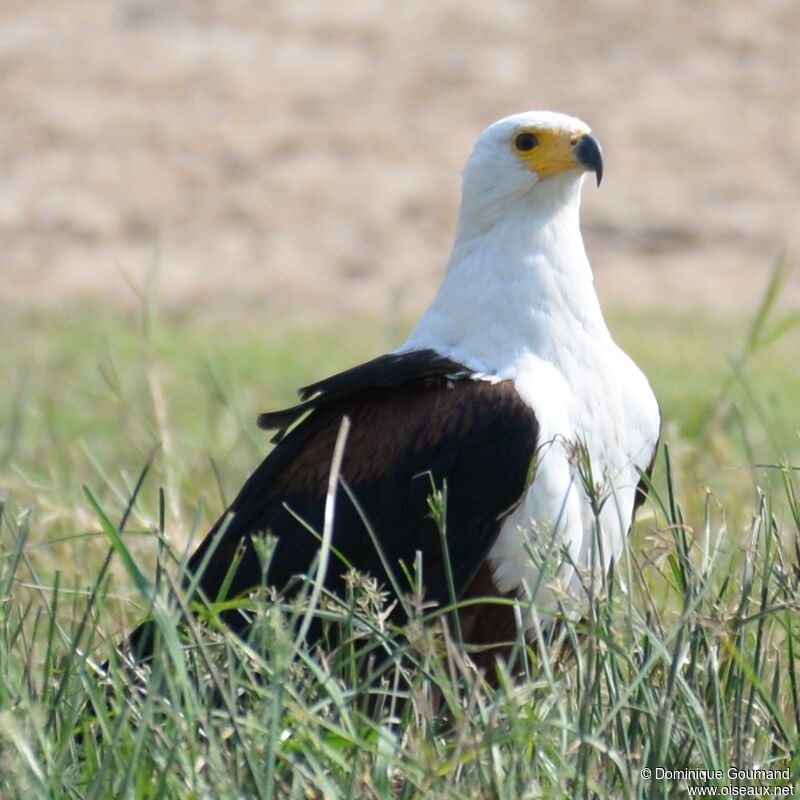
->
[404,112,608,362]
[458,111,603,227]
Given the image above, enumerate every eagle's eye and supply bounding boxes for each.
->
[514,132,539,152]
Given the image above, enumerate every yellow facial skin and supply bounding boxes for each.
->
[512,127,594,180]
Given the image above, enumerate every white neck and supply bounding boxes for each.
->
[402,174,611,374]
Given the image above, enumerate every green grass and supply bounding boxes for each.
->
[1,272,799,798]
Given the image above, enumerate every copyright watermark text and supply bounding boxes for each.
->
[640,767,794,796]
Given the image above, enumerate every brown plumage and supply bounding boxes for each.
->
[127,350,541,661]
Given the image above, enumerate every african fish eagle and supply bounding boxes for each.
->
[129,111,660,666]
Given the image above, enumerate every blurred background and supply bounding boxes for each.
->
[2,0,799,321]
[1,0,799,551]
[3,3,800,788]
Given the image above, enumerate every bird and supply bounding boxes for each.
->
[128,111,660,669]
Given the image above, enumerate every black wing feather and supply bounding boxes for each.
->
[130,351,539,656]
[257,349,468,443]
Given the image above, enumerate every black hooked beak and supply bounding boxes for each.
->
[574,133,604,187]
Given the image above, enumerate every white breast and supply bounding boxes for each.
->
[398,143,660,629]
[489,342,659,624]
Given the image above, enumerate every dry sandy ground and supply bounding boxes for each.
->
[2,0,799,321]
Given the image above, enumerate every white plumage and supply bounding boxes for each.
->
[140,111,662,667]
[402,111,660,621]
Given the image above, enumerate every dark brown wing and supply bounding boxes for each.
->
[128,351,539,657]
[192,353,537,621]
[632,404,661,518]
[256,349,470,443]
